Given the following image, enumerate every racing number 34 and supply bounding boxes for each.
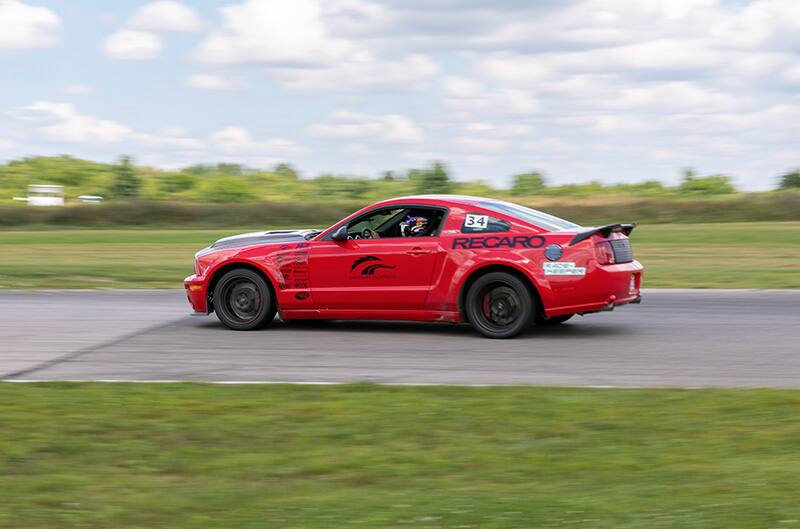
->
[464,214,488,230]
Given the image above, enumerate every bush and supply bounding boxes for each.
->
[196,176,257,203]
[109,156,141,198]
[679,173,736,196]
[780,170,800,190]
[0,200,362,228]
[512,172,546,196]
[411,162,451,194]
[1,193,798,228]
[157,171,197,194]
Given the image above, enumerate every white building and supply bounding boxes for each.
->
[13,184,65,206]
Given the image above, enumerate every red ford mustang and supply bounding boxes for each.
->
[184,195,643,338]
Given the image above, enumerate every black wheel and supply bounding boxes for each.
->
[465,272,534,339]
[213,269,276,330]
[538,314,574,325]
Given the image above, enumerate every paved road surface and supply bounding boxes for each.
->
[1,290,799,387]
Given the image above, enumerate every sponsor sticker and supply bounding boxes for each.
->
[463,214,489,230]
[543,262,586,276]
[452,235,546,250]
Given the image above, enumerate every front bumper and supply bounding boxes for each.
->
[184,274,209,314]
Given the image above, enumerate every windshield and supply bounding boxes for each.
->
[477,200,581,231]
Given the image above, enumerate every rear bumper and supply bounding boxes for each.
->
[545,260,644,317]
[184,274,209,314]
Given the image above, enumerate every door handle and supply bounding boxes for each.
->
[406,247,432,255]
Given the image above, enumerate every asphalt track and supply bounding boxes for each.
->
[1,290,799,387]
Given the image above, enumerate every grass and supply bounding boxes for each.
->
[1,383,800,528]
[631,222,800,288]
[0,222,798,289]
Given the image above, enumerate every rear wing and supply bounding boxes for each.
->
[568,223,636,246]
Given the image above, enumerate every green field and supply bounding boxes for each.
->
[1,383,800,528]
[0,222,797,289]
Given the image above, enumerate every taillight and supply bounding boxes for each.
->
[595,241,615,265]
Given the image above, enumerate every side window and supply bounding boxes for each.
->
[345,207,446,239]
[386,208,445,238]
[349,209,403,234]
[462,213,510,233]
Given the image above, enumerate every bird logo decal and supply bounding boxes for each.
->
[350,256,396,276]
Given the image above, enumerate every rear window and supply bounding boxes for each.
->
[477,200,580,231]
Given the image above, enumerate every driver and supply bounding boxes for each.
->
[400,215,430,237]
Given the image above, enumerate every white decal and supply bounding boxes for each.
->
[464,214,489,230]
[543,262,586,276]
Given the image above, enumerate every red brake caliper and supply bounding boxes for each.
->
[482,292,492,319]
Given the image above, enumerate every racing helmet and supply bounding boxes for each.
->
[400,215,430,237]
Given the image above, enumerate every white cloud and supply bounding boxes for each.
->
[197,0,353,65]
[100,1,202,63]
[64,83,93,95]
[443,76,539,115]
[195,0,437,92]
[534,78,747,114]
[344,142,371,155]
[403,149,442,162]
[667,103,800,137]
[0,0,60,49]
[9,102,308,164]
[129,1,204,33]
[782,64,800,84]
[452,136,509,154]
[615,82,746,112]
[0,138,17,150]
[522,138,576,157]
[474,56,552,86]
[443,76,484,98]
[186,74,248,90]
[5,0,800,190]
[211,126,308,157]
[102,29,161,60]
[22,102,131,144]
[134,127,205,152]
[274,53,438,92]
[448,122,534,156]
[463,122,534,138]
[308,110,423,143]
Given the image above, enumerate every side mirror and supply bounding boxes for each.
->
[331,225,349,241]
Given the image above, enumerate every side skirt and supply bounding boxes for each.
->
[280,309,461,323]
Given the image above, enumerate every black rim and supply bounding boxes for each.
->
[222,279,262,323]
[478,283,522,329]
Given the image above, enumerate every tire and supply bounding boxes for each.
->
[538,314,574,325]
[465,272,535,339]
[213,268,276,330]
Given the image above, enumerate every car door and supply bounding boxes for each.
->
[308,210,444,310]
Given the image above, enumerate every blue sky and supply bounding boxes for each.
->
[1,0,798,189]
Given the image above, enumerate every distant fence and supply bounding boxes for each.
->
[0,193,798,228]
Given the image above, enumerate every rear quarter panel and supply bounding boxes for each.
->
[425,204,595,314]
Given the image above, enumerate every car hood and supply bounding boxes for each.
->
[197,229,321,255]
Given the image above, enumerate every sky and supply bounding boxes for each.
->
[0,0,798,190]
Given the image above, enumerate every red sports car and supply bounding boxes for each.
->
[184,195,643,338]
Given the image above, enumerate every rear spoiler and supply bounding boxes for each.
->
[568,223,636,246]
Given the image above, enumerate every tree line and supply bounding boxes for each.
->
[1,155,799,204]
